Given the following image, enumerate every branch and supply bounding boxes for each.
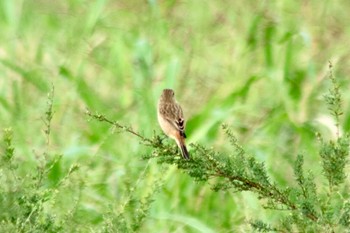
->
[85,109,155,146]
[86,110,319,223]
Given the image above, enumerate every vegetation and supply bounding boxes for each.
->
[1,1,350,232]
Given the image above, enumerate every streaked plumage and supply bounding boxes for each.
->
[157,89,190,159]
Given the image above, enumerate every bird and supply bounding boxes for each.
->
[157,89,190,159]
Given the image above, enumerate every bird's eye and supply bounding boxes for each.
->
[172,91,175,96]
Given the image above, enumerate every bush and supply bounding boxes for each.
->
[88,63,349,232]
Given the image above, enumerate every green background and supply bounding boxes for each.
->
[1,0,350,232]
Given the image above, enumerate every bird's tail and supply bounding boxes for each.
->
[175,133,190,159]
[179,142,190,160]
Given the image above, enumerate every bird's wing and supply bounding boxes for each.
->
[162,103,186,138]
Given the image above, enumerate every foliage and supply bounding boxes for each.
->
[0,90,160,232]
[0,88,79,232]
[1,1,350,232]
[88,64,349,232]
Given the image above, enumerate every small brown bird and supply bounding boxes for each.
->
[157,89,190,159]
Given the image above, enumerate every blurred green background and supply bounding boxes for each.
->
[1,0,350,232]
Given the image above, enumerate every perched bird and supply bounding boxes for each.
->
[157,89,190,159]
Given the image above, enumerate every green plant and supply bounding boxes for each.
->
[2,1,350,232]
[0,87,79,232]
[0,87,161,233]
[88,64,349,232]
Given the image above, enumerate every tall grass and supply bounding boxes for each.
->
[1,0,350,232]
